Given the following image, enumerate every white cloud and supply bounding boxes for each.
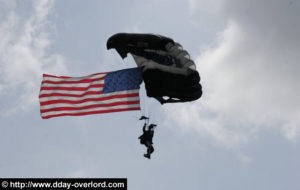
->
[165,0,300,146]
[238,153,252,167]
[188,0,196,15]
[0,0,68,116]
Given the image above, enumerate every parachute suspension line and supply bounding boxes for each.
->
[139,84,156,125]
[148,99,153,122]
[140,91,145,116]
[139,90,150,126]
[140,83,148,118]
[143,97,156,125]
[152,99,160,125]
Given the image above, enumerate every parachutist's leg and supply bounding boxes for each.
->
[144,145,150,159]
[145,145,154,159]
[148,145,154,154]
[143,141,153,159]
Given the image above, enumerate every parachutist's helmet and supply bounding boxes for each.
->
[149,124,157,129]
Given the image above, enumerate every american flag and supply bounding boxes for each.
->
[39,67,143,119]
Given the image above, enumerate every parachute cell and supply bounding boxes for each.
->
[106,33,202,104]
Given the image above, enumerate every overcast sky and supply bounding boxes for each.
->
[0,0,300,190]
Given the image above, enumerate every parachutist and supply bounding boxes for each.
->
[139,123,156,159]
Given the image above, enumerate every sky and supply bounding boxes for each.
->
[0,0,300,189]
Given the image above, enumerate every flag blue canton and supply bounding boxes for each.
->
[103,68,143,94]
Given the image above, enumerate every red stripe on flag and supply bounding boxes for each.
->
[43,74,71,79]
[42,77,105,84]
[40,84,104,91]
[41,100,140,113]
[40,93,139,106]
[39,91,102,98]
[41,107,140,119]
[43,72,107,79]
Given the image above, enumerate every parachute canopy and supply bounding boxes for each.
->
[107,33,202,104]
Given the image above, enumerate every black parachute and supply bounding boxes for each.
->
[106,33,202,104]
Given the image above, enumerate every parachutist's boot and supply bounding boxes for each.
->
[144,154,150,159]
